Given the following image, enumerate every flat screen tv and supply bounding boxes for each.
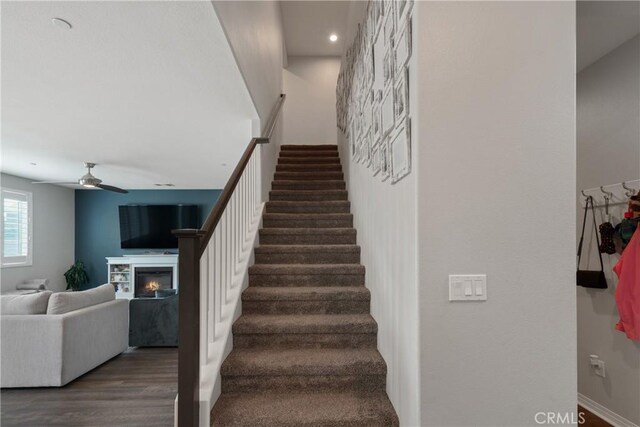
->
[119,205,199,249]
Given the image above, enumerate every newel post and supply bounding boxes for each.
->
[173,229,204,427]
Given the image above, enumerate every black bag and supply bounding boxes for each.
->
[577,196,607,289]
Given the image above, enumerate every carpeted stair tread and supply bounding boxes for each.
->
[281,144,338,150]
[269,189,348,201]
[279,157,341,164]
[265,200,350,214]
[259,228,356,236]
[233,314,377,335]
[272,180,346,190]
[279,151,340,157]
[263,213,353,228]
[259,228,357,245]
[255,244,360,254]
[274,171,344,180]
[249,264,365,275]
[276,164,343,172]
[255,246,360,263]
[242,286,370,301]
[211,390,398,427]
[221,348,385,377]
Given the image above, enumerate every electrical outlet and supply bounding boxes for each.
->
[589,354,606,378]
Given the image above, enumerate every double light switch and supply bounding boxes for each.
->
[448,275,487,301]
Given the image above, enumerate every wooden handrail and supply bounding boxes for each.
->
[173,93,285,427]
[198,93,285,254]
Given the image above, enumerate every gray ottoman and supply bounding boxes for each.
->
[129,295,178,347]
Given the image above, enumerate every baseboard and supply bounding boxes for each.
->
[578,393,639,427]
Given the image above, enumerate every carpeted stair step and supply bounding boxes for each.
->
[242,286,370,315]
[265,200,350,214]
[269,190,348,201]
[279,151,340,158]
[254,245,360,264]
[211,390,399,427]
[220,348,386,392]
[281,144,338,151]
[274,171,344,181]
[276,164,343,172]
[263,213,353,228]
[278,157,341,164]
[259,228,357,245]
[249,264,365,287]
[272,180,345,190]
[233,314,376,348]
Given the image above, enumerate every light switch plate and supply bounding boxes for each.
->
[449,275,487,301]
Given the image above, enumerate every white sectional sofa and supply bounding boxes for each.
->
[0,284,128,388]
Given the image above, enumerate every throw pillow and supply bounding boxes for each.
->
[0,291,53,315]
[47,284,115,315]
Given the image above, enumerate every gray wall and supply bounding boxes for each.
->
[576,35,640,425]
[416,2,577,425]
[283,56,341,145]
[1,174,74,292]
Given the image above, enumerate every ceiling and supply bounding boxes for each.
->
[280,1,351,56]
[577,1,640,71]
[1,1,257,190]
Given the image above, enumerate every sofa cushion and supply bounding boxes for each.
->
[47,284,115,315]
[1,291,53,315]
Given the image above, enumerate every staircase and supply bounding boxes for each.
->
[211,145,399,426]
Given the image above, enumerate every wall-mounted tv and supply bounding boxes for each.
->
[118,205,199,249]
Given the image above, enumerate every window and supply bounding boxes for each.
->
[1,188,33,267]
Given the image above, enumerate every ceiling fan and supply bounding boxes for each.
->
[33,162,128,193]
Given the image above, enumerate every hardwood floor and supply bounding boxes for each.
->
[1,347,177,427]
[0,350,615,427]
[579,405,613,427]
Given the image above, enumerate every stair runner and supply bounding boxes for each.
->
[211,145,399,426]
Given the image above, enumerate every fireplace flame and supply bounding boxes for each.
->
[145,281,161,292]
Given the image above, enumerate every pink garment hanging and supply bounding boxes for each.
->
[613,227,640,341]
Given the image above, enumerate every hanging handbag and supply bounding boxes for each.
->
[577,196,608,289]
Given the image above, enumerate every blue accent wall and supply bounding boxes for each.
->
[75,189,221,289]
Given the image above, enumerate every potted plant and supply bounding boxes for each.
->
[64,261,89,291]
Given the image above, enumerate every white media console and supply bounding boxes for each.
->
[106,254,178,300]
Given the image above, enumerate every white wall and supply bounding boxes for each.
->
[576,35,640,425]
[337,126,420,426]
[1,174,75,292]
[336,2,420,424]
[283,56,340,145]
[416,2,576,426]
[212,0,285,199]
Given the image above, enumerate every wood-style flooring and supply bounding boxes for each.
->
[579,405,613,427]
[1,347,177,427]
[0,349,616,427]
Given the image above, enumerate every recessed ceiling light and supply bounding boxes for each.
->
[329,34,338,42]
[52,18,72,30]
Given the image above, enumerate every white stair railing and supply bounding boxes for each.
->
[173,94,285,427]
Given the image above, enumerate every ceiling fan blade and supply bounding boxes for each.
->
[96,184,128,194]
[33,181,78,185]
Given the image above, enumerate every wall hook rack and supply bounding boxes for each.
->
[622,182,636,198]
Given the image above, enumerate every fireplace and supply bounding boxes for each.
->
[135,267,173,298]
